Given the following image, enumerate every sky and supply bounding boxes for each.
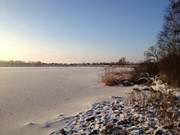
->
[0,0,169,63]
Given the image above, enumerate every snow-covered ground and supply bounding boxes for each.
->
[0,67,133,135]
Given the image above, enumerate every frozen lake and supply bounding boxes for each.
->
[0,67,131,135]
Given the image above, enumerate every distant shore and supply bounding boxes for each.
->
[0,60,136,67]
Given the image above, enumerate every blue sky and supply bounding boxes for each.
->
[0,0,169,63]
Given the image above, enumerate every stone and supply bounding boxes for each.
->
[121,80,134,86]
[27,122,35,126]
[140,72,150,78]
[43,122,51,128]
[86,116,95,122]
[60,129,69,135]
[110,127,125,135]
[136,77,149,84]
[89,129,99,135]
[154,128,166,135]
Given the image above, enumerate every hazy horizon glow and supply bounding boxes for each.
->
[0,0,168,63]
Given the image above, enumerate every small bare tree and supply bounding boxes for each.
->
[118,57,127,65]
[144,46,160,62]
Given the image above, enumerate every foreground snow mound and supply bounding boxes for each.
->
[50,96,172,135]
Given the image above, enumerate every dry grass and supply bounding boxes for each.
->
[101,67,134,86]
[148,89,179,134]
[136,54,180,87]
[128,89,149,108]
[101,68,120,86]
[127,84,180,134]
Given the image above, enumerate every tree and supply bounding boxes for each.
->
[118,57,127,65]
[144,46,159,62]
[145,0,180,62]
[145,0,180,86]
[157,0,180,57]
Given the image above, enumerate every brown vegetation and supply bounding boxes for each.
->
[101,67,134,86]
[141,0,180,87]
[101,68,120,86]
[159,53,180,87]
[139,53,180,87]
[128,84,180,134]
[132,61,159,80]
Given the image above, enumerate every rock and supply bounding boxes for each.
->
[43,122,51,128]
[110,127,125,135]
[118,119,131,126]
[121,80,134,86]
[86,116,95,122]
[105,122,114,129]
[60,129,69,135]
[133,88,141,92]
[134,72,152,85]
[89,129,99,135]
[49,131,56,135]
[112,105,118,111]
[154,128,167,135]
[131,129,141,135]
[146,79,154,86]
[136,77,149,84]
[112,118,118,124]
[27,122,36,126]
[95,111,101,115]
[142,87,151,91]
[140,72,150,78]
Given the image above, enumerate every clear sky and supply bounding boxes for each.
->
[0,0,169,63]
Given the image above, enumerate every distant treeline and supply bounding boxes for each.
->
[0,58,135,67]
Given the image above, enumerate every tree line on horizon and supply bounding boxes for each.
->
[0,58,133,67]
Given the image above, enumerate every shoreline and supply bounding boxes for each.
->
[50,83,179,135]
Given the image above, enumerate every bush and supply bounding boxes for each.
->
[101,67,134,86]
[132,61,159,80]
[159,53,180,87]
[101,68,120,86]
[127,82,180,134]
[137,53,180,87]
